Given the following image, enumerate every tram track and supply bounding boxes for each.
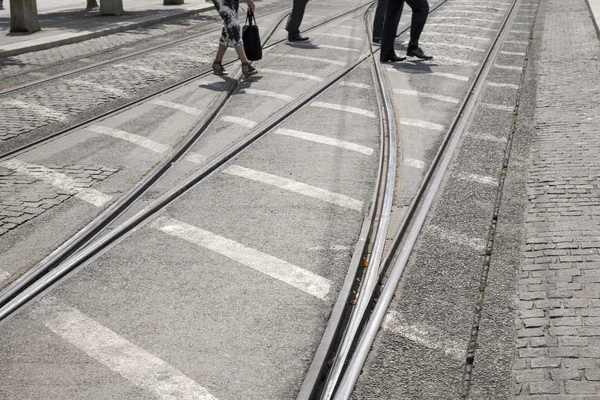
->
[0,0,532,397]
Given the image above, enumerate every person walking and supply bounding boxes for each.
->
[377,0,433,62]
[286,0,310,41]
[211,0,258,78]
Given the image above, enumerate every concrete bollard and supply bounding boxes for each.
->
[100,0,124,15]
[164,0,184,4]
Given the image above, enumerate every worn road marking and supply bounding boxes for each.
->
[486,81,519,89]
[155,217,331,300]
[399,118,444,132]
[495,63,522,71]
[318,33,363,41]
[481,103,514,112]
[394,88,459,104]
[2,99,67,120]
[340,81,371,89]
[70,79,125,96]
[275,128,374,155]
[260,68,323,81]
[184,153,208,164]
[383,311,465,360]
[0,270,9,284]
[268,53,346,66]
[0,159,112,207]
[500,50,526,56]
[32,302,218,400]
[456,172,498,186]
[467,132,508,143]
[429,16,498,23]
[386,67,470,82]
[510,29,530,34]
[221,115,257,129]
[504,40,529,45]
[336,24,360,29]
[150,99,202,116]
[240,88,294,102]
[310,101,376,118]
[404,158,426,169]
[427,23,495,31]
[442,9,502,16]
[428,225,486,252]
[223,165,363,211]
[420,41,486,51]
[433,56,479,66]
[88,125,169,153]
[426,31,491,41]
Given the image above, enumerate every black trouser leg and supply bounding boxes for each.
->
[380,0,404,58]
[286,0,309,35]
[372,0,388,39]
[405,0,429,50]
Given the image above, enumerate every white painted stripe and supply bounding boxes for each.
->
[467,132,508,143]
[114,64,168,76]
[427,23,495,31]
[443,9,503,15]
[429,16,498,23]
[420,41,486,52]
[456,172,498,186]
[404,158,425,169]
[184,152,208,164]
[504,40,529,45]
[481,103,513,112]
[336,24,360,29]
[426,31,491,41]
[70,79,125,96]
[500,51,526,56]
[495,63,522,71]
[240,89,294,102]
[318,33,363,41]
[512,22,530,25]
[0,159,112,207]
[486,81,519,89]
[150,99,201,116]
[260,68,323,81]
[0,270,10,284]
[150,99,202,115]
[316,44,361,52]
[221,115,257,129]
[32,302,218,400]
[2,99,67,120]
[268,53,346,66]
[393,88,459,104]
[432,56,479,66]
[223,165,363,211]
[88,125,169,153]
[383,311,465,360]
[155,217,331,300]
[399,118,444,132]
[310,101,376,118]
[340,81,371,89]
[275,128,374,155]
[386,66,469,82]
[510,29,530,34]
[428,225,486,252]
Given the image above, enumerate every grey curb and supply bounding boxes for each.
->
[0,5,214,59]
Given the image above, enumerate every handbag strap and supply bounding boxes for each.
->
[246,10,257,26]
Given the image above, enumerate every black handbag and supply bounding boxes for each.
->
[243,11,262,61]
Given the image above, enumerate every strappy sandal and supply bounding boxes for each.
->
[212,60,228,75]
[241,62,257,78]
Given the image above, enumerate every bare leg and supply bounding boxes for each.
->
[234,45,249,64]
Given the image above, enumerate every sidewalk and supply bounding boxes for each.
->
[0,0,214,58]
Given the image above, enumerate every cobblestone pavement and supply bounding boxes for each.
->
[513,0,600,397]
[0,164,118,236]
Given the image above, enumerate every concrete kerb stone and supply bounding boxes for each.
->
[585,0,600,39]
[0,4,214,59]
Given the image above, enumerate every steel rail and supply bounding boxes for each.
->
[0,0,374,161]
[0,9,290,311]
[332,0,521,397]
[297,0,450,397]
[0,50,373,322]
[0,6,291,96]
[296,3,388,399]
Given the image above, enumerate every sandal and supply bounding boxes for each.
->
[241,62,257,78]
[212,60,228,75]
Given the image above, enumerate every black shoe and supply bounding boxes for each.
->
[373,36,381,44]
[380,53,406,62]
[407,47,433,60]
[288,33,309,42]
